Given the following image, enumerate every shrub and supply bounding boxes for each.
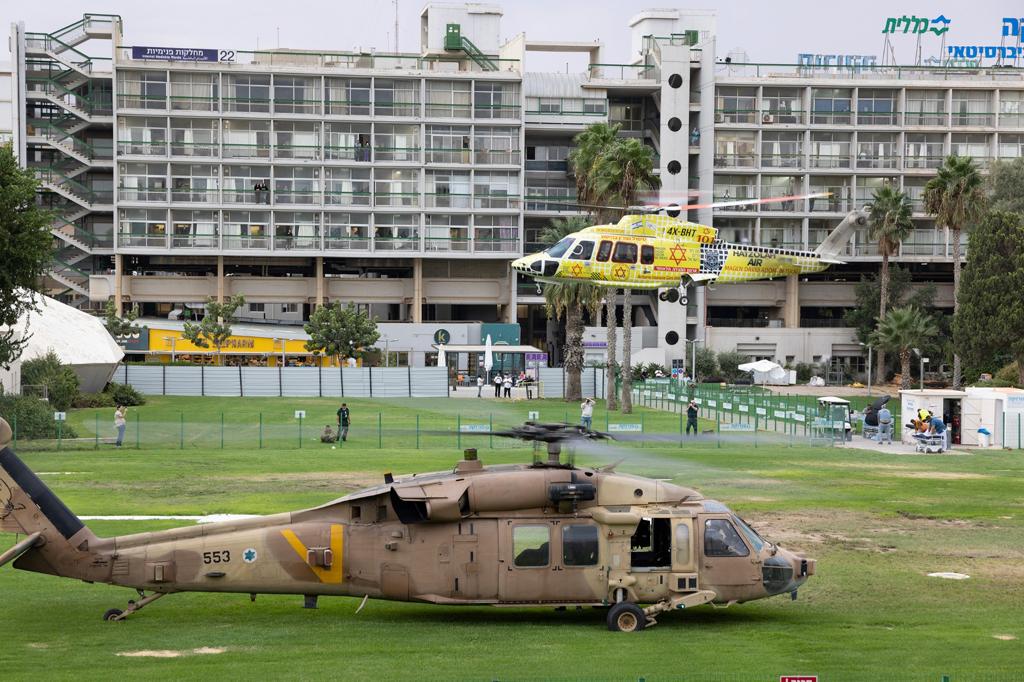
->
[716,351,749,384]
[994,362,1022,386]
[0,394,78,440]
[795,362,823,383]
[20,351,80,411]
[72,392,115,408]
[104,382,146,406]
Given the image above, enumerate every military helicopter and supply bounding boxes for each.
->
[0,418,814,632]
[513,194,868,305]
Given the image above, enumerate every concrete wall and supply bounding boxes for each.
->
[706,326,858,363]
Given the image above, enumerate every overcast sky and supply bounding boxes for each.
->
[3,0,1019,70]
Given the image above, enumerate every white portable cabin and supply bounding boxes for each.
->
[900,387,1024,448]
[898,389,965,445]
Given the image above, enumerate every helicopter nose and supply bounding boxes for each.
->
[762,548,815,596]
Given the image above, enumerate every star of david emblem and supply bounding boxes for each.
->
[570,263,584,278]
[612,265,628,279]
[243,548,258,563]
[669,244,687,265]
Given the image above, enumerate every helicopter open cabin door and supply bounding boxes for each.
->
[628,516,696,601]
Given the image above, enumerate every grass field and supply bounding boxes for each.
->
[1,396,1022,681]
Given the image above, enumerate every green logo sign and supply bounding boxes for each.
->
[433,329,451,344]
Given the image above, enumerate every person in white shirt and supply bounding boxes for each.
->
[476,374,484,397]
[580,398,594,429]
[503,375,513,398]
[114,406,127,447]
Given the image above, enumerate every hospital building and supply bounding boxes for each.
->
[6,5,1022,372]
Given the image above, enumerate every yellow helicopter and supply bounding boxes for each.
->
[513,194,867,305]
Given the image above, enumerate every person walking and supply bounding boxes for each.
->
[877,405,893,444]
[336,402,351,442]
[114,405,127,447]
[580,398,594,430]
[493,373,502,397]
[476,374,484,397]
[503,374,513,398]
[686,400,699,435]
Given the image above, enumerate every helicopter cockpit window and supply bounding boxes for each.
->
[568,239,595,260]
[630,517,671,568]
[513,525,550,567]
[731,515,766,553]
[704,519,750,557]
[596,240,613,262]
[612,242,638,264]
[562,524,599,566]
[640,245,654,265]
[545,237,574,259]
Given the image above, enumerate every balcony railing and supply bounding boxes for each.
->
[855,155,900,169]
[118,231,167,247]
[425,193,472,209]
[222,96,271,113]
[904,112,946,126]
[373,146,420,162]
[325,145,372,162]
[952,112,994,126]
[222,142,271,159]
[169,95,218,112]
[903,155,944,169]
[587,63,655,80]
[373,237,420,251]
[325,100,371,116]
[273,98,322,115]
[714,153,757,168]
[475,149,520,165]
[425,148,472,164]
[171,233,219,248]
[118,188,168,202]
[222,189,272,204]
[273,234,321,250]
[808,194,853,212]
[273,144,321,160]
[170,141,219,157]
[809,154,852,169]
[324,235,370,250]
[474,238,519,253]
[424,237,471,252]
[715,109,758,124]
[117,140,167,156]
[760,153,802,168]
[856,112,900,125]
[223,234,271,249]
[273,188,321,205]
[170,189,219,203]
[373,192,419,207]
[324,190,372,206]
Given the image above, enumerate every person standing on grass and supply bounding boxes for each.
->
[477,374,484,397]
[336,403,351,442]
[580,398,594,429]
[503,374,513,398]
[877,405,893,444]
[686,400,699,435]
[493,373,502,397]
[114,405,127,447]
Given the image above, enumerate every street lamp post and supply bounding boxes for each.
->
[690,339,702,382]
[163,336,177,363]
[859,342,872,396]
[912,348,929,390]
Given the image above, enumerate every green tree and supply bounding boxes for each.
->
[544,281,603,402]
[954,211,1024,384]
[20,350,80,411]
[303,302,381,365]
[694,346,718,382]
[181,295,246,364]
[567,122,621,220]
[924,155,985,388]
[0,142,54,369]
[591,138,660,413]
[870,307,939,390]
[986,157,1024,215]
[716,351,749,384]
[868,186,914,384]
[104,299,140,343]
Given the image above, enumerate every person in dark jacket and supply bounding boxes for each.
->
[336,403,351,442]
[686,400,699,435]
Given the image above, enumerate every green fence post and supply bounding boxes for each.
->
[221,412,225,450]
[179,412,184,449]
[378,412,382,449]
[416,414,420,450]
[457,414,462,450]
[755,415,759,448]
[94,413,99,449]
[259,412,263,449]
[716,410,721,448]
[640,413,644,448]
[678,410,683,445]
[57,418,62,451]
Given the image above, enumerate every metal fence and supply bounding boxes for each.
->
[111,365,449,398]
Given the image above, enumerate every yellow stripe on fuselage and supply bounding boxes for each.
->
[715,247,826,283]
[281,524,344,583]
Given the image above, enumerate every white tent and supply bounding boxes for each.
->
[1,293,124,393]
[738,359,788,385]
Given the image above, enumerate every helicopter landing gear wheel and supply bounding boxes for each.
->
[678,278,690,306]
[607,602,647,633]
[102,608,124,622]
[680,295,688,306]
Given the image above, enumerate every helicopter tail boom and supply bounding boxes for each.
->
[813,208,868,261]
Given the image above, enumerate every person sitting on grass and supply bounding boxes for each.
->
[320,425,336,443]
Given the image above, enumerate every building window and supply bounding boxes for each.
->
[170,209,218,248]
[715,86,756,123]
[274,76,319,114]
[999,91,1024,128]
[425,124,471,164]
[171,163,219,203]
[281,303,299,314]
[473,172,519,209]
[474,214,517,253]
[325,167,372,206]
[474,82,519,119]
[118,116,167,156]
[374,79,420,117]
[224,74,270,113]
[169,72,218,112]
[374,168,419,207]
[426,80,471,118]
[474,126,519,164]
[274,121,321,160]
[951,133,991,167]
[374,124,420,162]
[856,133,899,169]
[905,90,945,126]
[118,71,167,110]
[426,170,471,208]
[274,166,320,205]
[119,162,168,202]
[760,132,802,169]
[250,303,265,312]
[904,133,944,169]
[325,212,370,250]
[811,88,852,124]
[952,90,993,127]
[170,118,218,157]
[425,214,470,252]
[325,78,370,116]
[761,87,803,124]
[857,89,898,125]
[222,119,270,159]
[714,131,756,168]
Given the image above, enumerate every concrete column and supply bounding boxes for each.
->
[113,254,124,315]
[784,274,800,328]
[412,258,423,323]
[216,256,225,303]
[315,257,324,308]
[504,263,518,324]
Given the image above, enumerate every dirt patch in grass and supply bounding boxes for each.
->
[890,471,990,480]
[993,635,1018,641]
[116,647,226,658]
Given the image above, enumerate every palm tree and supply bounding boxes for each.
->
[570,123,624,408]
[592,138,660,413]
[923,155,985,388]
[545,281,603,402]
[867,186,914,385]
[539,217,601,402]
[568,123,621,220]
[870,307,939,390]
